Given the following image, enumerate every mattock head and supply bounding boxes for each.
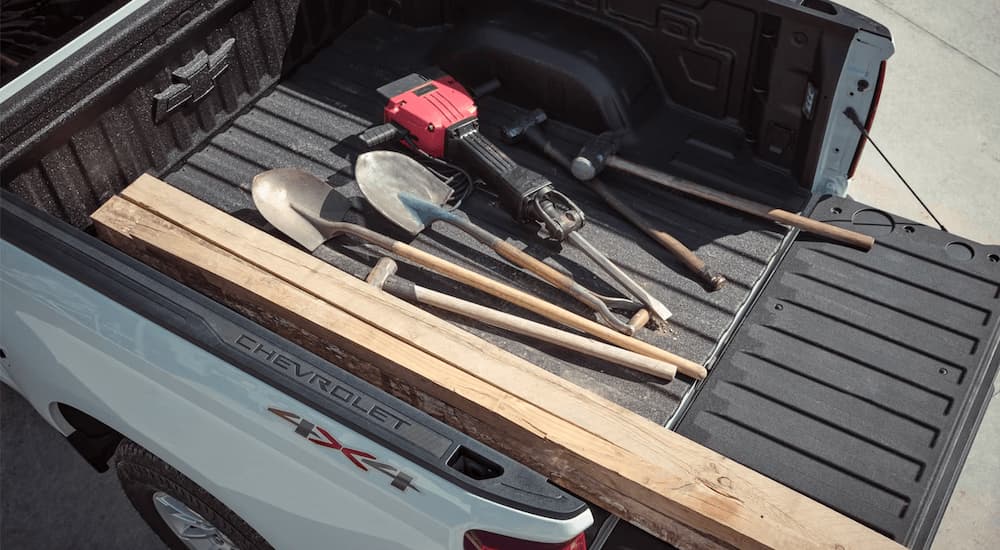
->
[365,258,398,290]
[502,109,548,143]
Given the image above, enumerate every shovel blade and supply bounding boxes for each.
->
[251,168,351,251]
[355,150,454,236]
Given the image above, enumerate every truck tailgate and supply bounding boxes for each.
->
[675,195,1000,548]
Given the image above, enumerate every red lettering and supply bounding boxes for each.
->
[308,426,343,450]
[268,407,301,425]
[270,407,411,487]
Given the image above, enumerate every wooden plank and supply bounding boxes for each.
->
[93,197,721,548]
[117,176,693,432]
[94,178,903,550]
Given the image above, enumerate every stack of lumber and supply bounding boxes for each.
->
[92,175,900,550]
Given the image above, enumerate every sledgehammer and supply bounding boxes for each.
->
[504,111,727,291]
[571,133,875,251]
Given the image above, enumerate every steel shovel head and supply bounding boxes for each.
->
[355,150,453,236]
[251,168,351,251]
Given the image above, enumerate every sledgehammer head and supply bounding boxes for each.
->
[571,132,619,181]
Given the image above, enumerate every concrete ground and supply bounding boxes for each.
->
[836,1,1000,548]
[1,1,997,549]
[0,387,165,549]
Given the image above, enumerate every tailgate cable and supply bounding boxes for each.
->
[844,107,947,232]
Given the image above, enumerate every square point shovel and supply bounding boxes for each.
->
[355,150,642,333]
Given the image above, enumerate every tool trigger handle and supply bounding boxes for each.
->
[359,123,404,148]
[531,189,585,242]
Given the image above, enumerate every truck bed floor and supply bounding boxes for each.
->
[165,15,793,423]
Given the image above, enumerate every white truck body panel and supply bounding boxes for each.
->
[0,240,592,549]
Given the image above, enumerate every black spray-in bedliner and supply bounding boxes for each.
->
[165,14,799,423]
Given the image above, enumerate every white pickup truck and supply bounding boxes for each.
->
[2,1,998,549]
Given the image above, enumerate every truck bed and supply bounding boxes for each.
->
[159,18,1000,545]
[163,14,798,423]
[7,2,997,547]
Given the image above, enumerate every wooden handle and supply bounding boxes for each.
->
[767,209,875,250]
[608,156,875,251]
[383,238,706,379]
[589,179,727,291]
[410,285,676,381]
[362,257,672,378]
[447,217,630,332]
[628,309,651,332]
[493,240,582,290]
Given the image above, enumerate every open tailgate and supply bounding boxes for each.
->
[675,195,1000,548]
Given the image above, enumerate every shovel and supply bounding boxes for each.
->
[250,168,707,379]
[355,150,649,333]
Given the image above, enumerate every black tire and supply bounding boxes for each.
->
[113,439,274,550]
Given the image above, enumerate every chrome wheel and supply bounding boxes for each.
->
[152,492,239,550]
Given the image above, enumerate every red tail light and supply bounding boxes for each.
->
[463,530,587,550]
[848,61,887,178]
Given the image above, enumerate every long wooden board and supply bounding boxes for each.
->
[92,175,902,550]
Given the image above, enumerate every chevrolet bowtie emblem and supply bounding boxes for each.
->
[153,38,235,123]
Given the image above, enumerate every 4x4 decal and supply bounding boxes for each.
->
[268,407,418,493]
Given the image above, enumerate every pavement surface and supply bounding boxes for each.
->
[837,1,1000,549]
[0,386,165,549]
[1,1,997,549]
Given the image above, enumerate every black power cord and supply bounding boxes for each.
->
[400,134,477,211]
[844,107,947,232]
